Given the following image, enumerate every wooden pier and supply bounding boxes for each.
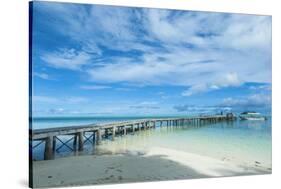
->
[30,115,236,160]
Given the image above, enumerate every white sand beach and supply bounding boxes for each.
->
[32,146,271,188]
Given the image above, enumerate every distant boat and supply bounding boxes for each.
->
[239,111,266,121]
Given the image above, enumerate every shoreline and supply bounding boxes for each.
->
[32,146,271,188]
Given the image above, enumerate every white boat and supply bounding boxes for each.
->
[239,112,266,121]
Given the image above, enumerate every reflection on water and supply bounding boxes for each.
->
[32,118,271,169]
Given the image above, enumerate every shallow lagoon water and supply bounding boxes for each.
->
[32,116,271,170]
[99,119,271,169]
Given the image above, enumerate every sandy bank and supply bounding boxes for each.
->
[32,147,270,188]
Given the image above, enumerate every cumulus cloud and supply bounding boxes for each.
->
[34,2,272,95]
[174,93,271,113]
[220,94,271,108]
[182,72,241,96]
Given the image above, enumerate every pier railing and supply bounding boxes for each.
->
[30,115,236,160]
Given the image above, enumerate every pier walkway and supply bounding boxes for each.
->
[30,115,236,160]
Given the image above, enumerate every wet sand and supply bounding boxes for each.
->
[32,147,271,188]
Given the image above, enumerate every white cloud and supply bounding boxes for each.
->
[33,72,50,80]
[182,72,241,96]
[33,96,59,103]
[174,93,271,113]
[220,94,271,107]
[84,9,270,94]
[48,108,65,114]
[139,101,159,105]
[129,101,160,110]
[219,15,272,51]
[182,84,208,96]
[35,3,272,95]
[80,85,111,90]
[115,87,135,92]
[173,104,231,114]
[33,95,88,104]
[249,84,271,91]
[41,48,91,70]
[65,97,88,104]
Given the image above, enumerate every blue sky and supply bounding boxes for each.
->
[31,1,272,116]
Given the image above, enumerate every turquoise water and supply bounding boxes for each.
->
[98,118,271,169]
[31,116,272,169]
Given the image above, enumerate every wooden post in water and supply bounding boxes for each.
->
[112,127,116,141]
[124,126,127,135]
[44,136,54,160]
[92,131,95,145]
[132,124,135,134]
[117,126,121,135]
[52,136,56,154]
[105,129,108,138]
[78,131,84,151]
[73,133,77,150]
[97,129,102,145]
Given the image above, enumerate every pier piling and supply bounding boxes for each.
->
[112,127,116,140]
[78,132,84,151]
[97,129,102,145]
[44,136,54,160]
